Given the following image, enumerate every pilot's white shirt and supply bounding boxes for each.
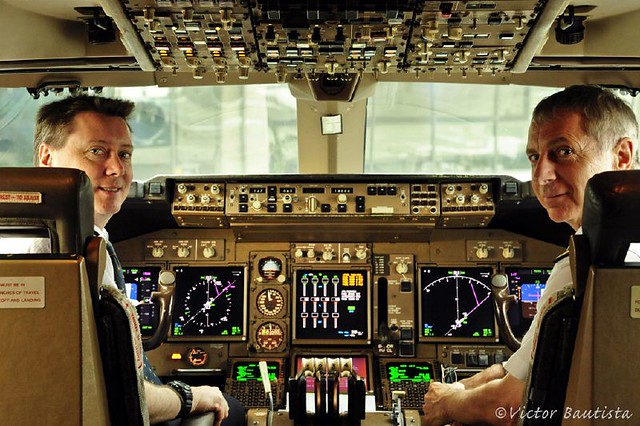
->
[0,226,118,290]
[0,236,51,254]
[504,232,640,381]
[93,225,118,290]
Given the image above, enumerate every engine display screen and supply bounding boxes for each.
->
[419,266,496,341]
[385,361,434,383]
[232,360,280,382]
[505,267,552,337]
[171,265,247,340]
[123,266,161,336]
[292,269,370,344]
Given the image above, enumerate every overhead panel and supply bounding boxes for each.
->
[117,0,550,82]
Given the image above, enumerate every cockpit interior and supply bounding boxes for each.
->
[1,1,640,425]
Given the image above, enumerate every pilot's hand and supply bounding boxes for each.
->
[422,381,464,426]
[192,386,229,426]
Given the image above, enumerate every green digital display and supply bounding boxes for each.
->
[386,362,433,383]
[232,361,279,382]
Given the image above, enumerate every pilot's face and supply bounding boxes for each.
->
[38,111,133,229]
[526,111,621,231]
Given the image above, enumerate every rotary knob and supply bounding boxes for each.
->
[202,245,216,258]
[355,248,367,260]
[200,194,211,204]
[395,262,409,274]
[177,246,190,258]
[502,245,515,259]
[177,183,188,194]
[252,200,263,210]
[476,245,489,259]
[294,248,304,258]
[186,193,197,203]
[455,194,466,205]
[470,194,480,204]
[337,193,348,204]
[151,246,165,258]
[323,250,334,261]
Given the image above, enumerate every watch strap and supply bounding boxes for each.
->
[167,380,193,419]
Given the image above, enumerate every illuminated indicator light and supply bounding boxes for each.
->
[171,353,182,360]
[348,305,356,313]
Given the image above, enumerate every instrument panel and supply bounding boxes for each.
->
[117,0,549,81]
[116,175,563,412]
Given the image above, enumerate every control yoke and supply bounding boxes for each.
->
[142,270,176,351]
[491,273,521,351]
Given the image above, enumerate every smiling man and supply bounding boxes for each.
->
[34,95,244,426]
[422,85,638,425]
[36,107,133,229]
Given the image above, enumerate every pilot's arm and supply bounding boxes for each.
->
[422,372,524,426]
[145,381,229,426]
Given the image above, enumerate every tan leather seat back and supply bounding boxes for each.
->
[0,167,108,425]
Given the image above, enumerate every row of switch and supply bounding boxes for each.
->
[173,205,224,212]
[450,351,508,367]
[442,205,494,212]
[237,198,367,213]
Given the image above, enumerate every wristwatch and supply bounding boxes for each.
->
[167,380,193,419]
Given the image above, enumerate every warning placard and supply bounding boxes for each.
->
[0,277,45,308]
[0,191,42,204]
[631,286,640,319]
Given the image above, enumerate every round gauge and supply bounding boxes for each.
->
[255,322,284,351]
[187,347,209,367]
[256,288,285,316]
[258,257,282,281]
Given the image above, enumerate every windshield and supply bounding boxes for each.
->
[366,83,562,180]
[2,84,638,181]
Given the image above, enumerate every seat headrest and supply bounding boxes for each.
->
[582,170,640,265]
[0,167,94,254]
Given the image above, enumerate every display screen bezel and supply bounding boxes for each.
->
[122,264,162,337]
[291,267,372,345]
[418,265,498,343]
[169,264,248,342]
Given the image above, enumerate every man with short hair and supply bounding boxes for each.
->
[35,95,244,426]
[422,85,638,425]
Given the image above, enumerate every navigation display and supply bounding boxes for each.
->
[505,267,552,337]
[171,265,247,340]
[419,266,497,341]
[123,266,160,336]
[292,269,370,344]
